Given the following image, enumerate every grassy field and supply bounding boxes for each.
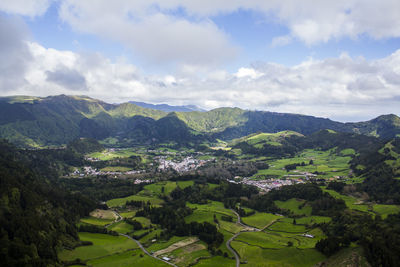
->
[275,198,312,216]
[373,204,400,219]
[108,221,133,234]
[279,216,331,225]
[195,256,235,267]
[169,241,210,267]
[80,217,114,226]
[186,201,235,217]
[236,231,290,248]
[185,210,215,224]
[147,236,189,253]
[231,240,325,267]
[86,250,170,267]
[322,189,370,213]
[119,211,136,218]
[88,149,141,161]
[59,232,137,261]
[268,221,307,233]
[252,149,352,180]
[241,212,281,229]
[107,194,163,208]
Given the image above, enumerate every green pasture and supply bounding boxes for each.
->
[267,221,307,233]
[279,216,331,225]
[185,210,215,224]
[86,249,169,267]
[169,241,210,267]
[241,212,281,229]
[119,211,136,218]
[147,236,189,252]
[323,189,370,213]
[373,204,400,219]
[58,232,137,261]
[195,256,235,267]
[231,241,325,267]
[253,149,352,179]
[80,217,114,226]
[88,149,141,161]
[236,231,290,249]
[275,198,312,216]
[107,194,163,208]
[186,201,235,217]
[108,221,133,234]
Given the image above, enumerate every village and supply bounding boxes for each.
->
[228,176,305,192]
[157,156,209,172]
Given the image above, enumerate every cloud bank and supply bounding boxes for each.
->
[0,2,399,121]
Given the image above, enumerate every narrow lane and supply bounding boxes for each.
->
[108,210,177,267]
[226,231,241,267]
[227,209,277,267]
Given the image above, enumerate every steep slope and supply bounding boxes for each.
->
[0,95,166,147]
[0,95,399,147]
[0,140,95,265]
[348,114,400,140]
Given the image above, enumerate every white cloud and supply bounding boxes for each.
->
[2,41,399,121]
[0,0,52,17]
[58,0,237,66]
[0,13,400,121]
[235,67,263,79]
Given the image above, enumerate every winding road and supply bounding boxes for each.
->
[226,209,278,267]
[108,210,178,267]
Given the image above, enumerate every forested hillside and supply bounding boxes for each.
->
[0,140,95,265]
[0,95,400,148]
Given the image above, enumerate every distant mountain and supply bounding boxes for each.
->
[0,95,399,147]
[129,101,205,112]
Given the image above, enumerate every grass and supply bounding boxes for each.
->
[176,180,195,189]
[108,221,133,234]
[236,231,289,249]
[88,149,141,161]
[80,217,114,226]
[185,210,215,224]
[280,216,331,225]
[86,249,170,267]
[267,221,307,233]
[322,189,370,213]
[58,232,137,261]
[231,241,325,267]
[275,198,312,216]
[132,216,152,227]
[219,220,244,234]
[252,149,353,180]
[373,204,400,219]
[107,194,163,208]
[186,201,235,217]
[147,236,189,253]
[119,211,136,218]
[195,256,235,267]
[169,242,210,267]
[241,212,281,229]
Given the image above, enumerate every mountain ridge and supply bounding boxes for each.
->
[0,95,399,147]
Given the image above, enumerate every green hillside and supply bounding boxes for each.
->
[0,95,399,147]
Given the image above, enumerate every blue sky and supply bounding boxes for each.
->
[0,0,400,121]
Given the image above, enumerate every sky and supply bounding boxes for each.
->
[0,0,400,122]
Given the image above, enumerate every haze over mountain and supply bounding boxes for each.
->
[1,95,399,148]
[129,101,205,113]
